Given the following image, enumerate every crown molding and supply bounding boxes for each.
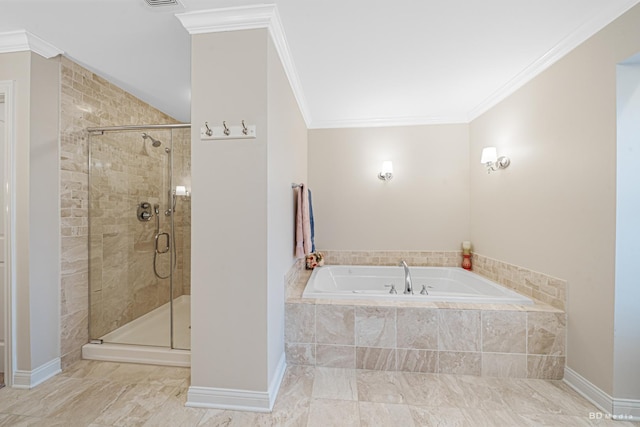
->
[176,4,311,126]
[176,4,275,35]
[467,0,640,121]
[309,114,468,129]
[0,30,63,59]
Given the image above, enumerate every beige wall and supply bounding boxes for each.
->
[266,37,308,385]
[190,27,307,398]
[469,4,640,396]
[190,29,270,391]
[308,124,470,251]
[0,51,60,373]
[0,51,33,371]
[29,53,61,369]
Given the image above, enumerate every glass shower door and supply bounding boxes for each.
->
[88,129,174,347]
[169,127,191,350]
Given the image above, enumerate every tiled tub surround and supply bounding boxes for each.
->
[285,253,566,380]
[472,253,566,310]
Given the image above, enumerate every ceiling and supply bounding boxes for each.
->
[0,0,638,127]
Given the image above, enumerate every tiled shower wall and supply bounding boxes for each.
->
[60,57,183,368]
[172,130,192,296]
[88,129,191,340]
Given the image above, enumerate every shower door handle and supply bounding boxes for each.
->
[155,232,170,254]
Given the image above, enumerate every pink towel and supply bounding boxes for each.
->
[295,184,312,258]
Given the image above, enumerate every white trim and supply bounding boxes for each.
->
[564,367,613,413]
[186,356,287,412]
[175,4,312,126]
[613,398,640,421]
[309,114,468,130]
[176,4,275,34]
[268,353,287,407]
[186,386,274,412]
[467,0,640,121]
[82,342,190,368]
[0,80,15,388]
[12,358,61,389]
[0,30,63,59]
[564,367,640,421]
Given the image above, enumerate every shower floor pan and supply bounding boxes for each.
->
[82,295,191,367]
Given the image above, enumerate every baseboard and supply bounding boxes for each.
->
[82,342,190,367]
[186,354,287,412]
[12,357,61,389]
[564,367,639,421]
[613,398,640,421]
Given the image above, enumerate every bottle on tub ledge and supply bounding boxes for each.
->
[462,241,472,270]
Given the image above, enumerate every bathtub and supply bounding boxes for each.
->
[302,265,533,305]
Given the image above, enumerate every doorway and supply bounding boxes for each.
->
[0,91,4,388]
[614,55,640,411]
[0,80,15,388]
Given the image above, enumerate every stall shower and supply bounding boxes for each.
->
[83,124,191,366]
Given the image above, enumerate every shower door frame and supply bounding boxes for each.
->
[87,123,190,350]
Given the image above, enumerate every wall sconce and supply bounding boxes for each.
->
[480,147,510,173]
[378,161,393,181]
[174,185,189,197]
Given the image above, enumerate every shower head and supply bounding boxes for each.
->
[141,133,162,147]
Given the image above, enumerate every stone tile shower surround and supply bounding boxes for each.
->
[285,250,567,380]
[60,57,188,368]
[88,129,191,339]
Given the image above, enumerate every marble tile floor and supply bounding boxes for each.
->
[0,360,637,427]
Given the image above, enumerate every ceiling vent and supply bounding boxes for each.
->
[144,0,181,7]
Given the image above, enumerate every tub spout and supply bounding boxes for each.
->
[400,260,413,294]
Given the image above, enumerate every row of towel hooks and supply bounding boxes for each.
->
[205,120,250,137]
[200,120,257,140]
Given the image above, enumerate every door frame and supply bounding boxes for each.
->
[0,80,16,387]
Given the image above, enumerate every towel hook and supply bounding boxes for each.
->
[223,121,230,136]
[204,122,213,137]
[242,120,248,135]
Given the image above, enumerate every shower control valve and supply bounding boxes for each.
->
[137,202,154,222]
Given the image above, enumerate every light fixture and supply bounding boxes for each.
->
[480,147,510,173]
[174,185,189,197]
[378,160,393,181]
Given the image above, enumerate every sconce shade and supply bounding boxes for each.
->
[381,161,393,174]
[480,147,497,164]
[378,160,394,181]
[480,146,510,173]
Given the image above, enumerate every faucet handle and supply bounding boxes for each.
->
[384,284,397,294]
[420,285,429,295]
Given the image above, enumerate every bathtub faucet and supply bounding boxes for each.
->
[400,260,413,294]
